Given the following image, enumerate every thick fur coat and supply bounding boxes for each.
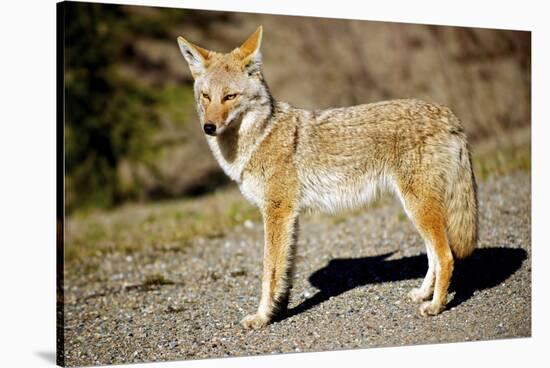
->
[177,26,478,329]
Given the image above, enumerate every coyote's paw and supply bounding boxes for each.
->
[240,313,269,329]
[408,288,432,303]
[419,301,444,316]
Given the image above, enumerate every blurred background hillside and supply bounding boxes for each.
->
[64,2,531,214]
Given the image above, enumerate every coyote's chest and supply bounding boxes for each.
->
[205,134,255,182]
[205,135,267,209]
[239,173,265,208]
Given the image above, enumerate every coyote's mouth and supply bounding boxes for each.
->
[204,112,242,136]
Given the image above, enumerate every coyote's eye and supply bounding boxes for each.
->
[201,92,210,101]
[223,93,238,102]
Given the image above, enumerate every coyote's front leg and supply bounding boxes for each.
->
[240,199,298,329]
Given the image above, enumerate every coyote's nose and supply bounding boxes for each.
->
[203,123,216,136]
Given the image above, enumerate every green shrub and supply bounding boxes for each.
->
[64,3,190,213]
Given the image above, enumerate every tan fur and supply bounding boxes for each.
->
[177,26,478,328]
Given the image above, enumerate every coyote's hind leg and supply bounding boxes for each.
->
[408,244,435,303]
[399,188,454,316]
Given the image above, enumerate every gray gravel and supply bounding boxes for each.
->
[63,171,531,366]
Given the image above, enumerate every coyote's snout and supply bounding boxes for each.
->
[177,26,478,329]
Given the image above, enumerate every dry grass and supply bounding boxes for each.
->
[64,186,260,265]
[471,127,531,180]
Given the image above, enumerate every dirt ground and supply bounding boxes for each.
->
[62,171,531,366]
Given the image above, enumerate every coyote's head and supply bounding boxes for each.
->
[177,26,272,136]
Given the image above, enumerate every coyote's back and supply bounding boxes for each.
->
[293,98,478,259]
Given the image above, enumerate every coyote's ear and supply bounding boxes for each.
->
[236,26,263,75]
[177,36,211,78]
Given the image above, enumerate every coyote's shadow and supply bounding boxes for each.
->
[275,247,528,322]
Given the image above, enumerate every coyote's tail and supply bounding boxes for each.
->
[444,137,478,260]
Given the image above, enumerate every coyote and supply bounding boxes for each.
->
[177,26,478,329]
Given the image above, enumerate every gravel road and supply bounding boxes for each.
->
[63,171,531,366]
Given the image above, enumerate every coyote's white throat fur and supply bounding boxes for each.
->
[177,26,478,329]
